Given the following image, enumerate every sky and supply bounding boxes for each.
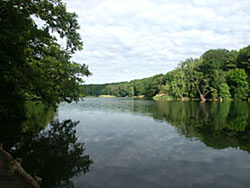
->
[63,0,250,84]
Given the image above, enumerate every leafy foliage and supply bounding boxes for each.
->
[0,0,90,112]
[82,45,250,101]
[237,45,250,75]
[227,69,249,100]
[81,74,165,99]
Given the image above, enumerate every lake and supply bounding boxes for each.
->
[57,98,250,188]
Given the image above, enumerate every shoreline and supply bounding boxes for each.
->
[0,144,40,188]
[83,95,249,102]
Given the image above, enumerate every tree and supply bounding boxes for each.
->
[218,83,231,99]
[0,0,90,110]
[179,58,198,98]
[201,49,238,72]
[195,49,238,100]
[237,45,250,75]
[143,74,165,98]
[227,69,249,100]
[182,59,210,101]
[164,69,186,100]
[209,70,227,100]
[25,43,91,105]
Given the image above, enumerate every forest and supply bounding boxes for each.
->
[81,45,250,101]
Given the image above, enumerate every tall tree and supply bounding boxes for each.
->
[0,0,90,111]
[237,45,250,75]
[164,69,186,100]
[182,59,210,101]
[227,69,249,100]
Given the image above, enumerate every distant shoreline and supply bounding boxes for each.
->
[83,95,249,102]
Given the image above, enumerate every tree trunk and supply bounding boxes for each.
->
[0,144,41,188]
[179,94,184,101]
[200,94,206,102]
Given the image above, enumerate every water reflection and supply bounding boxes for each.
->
[0,101,55,151]
[0,101,92,188]
[11,119,93,188]
[65,98,250,153]
[59,98,250,188]
[1,98,249,187]
[0,99,26,151]
[149,101,250,152]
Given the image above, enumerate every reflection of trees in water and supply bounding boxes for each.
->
[12,120,93,188]
[0,95,26,151]
[0,101,92,187]
[0,101,55,151]
[117,100,250,152]
[150,101,250,153]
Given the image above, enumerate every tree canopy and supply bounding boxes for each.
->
[0,0,90,112]
[82,46,250,101]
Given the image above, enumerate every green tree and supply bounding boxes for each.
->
[237,45,250,75]
[179,58,198,98]
[184,59,210,101]
[218,83,231,99]
[227,69,249,100]
[0,0,90,110]
[164,69,187,100]
[201,49,238,72]
[209,70,227,100]
[196,49,238,100]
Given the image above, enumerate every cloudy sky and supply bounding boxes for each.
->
[63,0,250,84]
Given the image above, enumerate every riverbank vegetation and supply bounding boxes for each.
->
[0,1,92,186]
[0,0,91,131]
[82,45,250,101]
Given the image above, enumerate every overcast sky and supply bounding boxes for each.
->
[63,0,250,84]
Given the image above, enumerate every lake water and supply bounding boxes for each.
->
[58,98,250,188]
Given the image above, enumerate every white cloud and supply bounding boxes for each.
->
[64,0,250,84]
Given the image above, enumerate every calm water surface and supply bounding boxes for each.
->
[58,98,250,188]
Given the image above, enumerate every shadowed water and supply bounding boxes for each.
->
[58,98,250,188]
[0,102,92,188]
